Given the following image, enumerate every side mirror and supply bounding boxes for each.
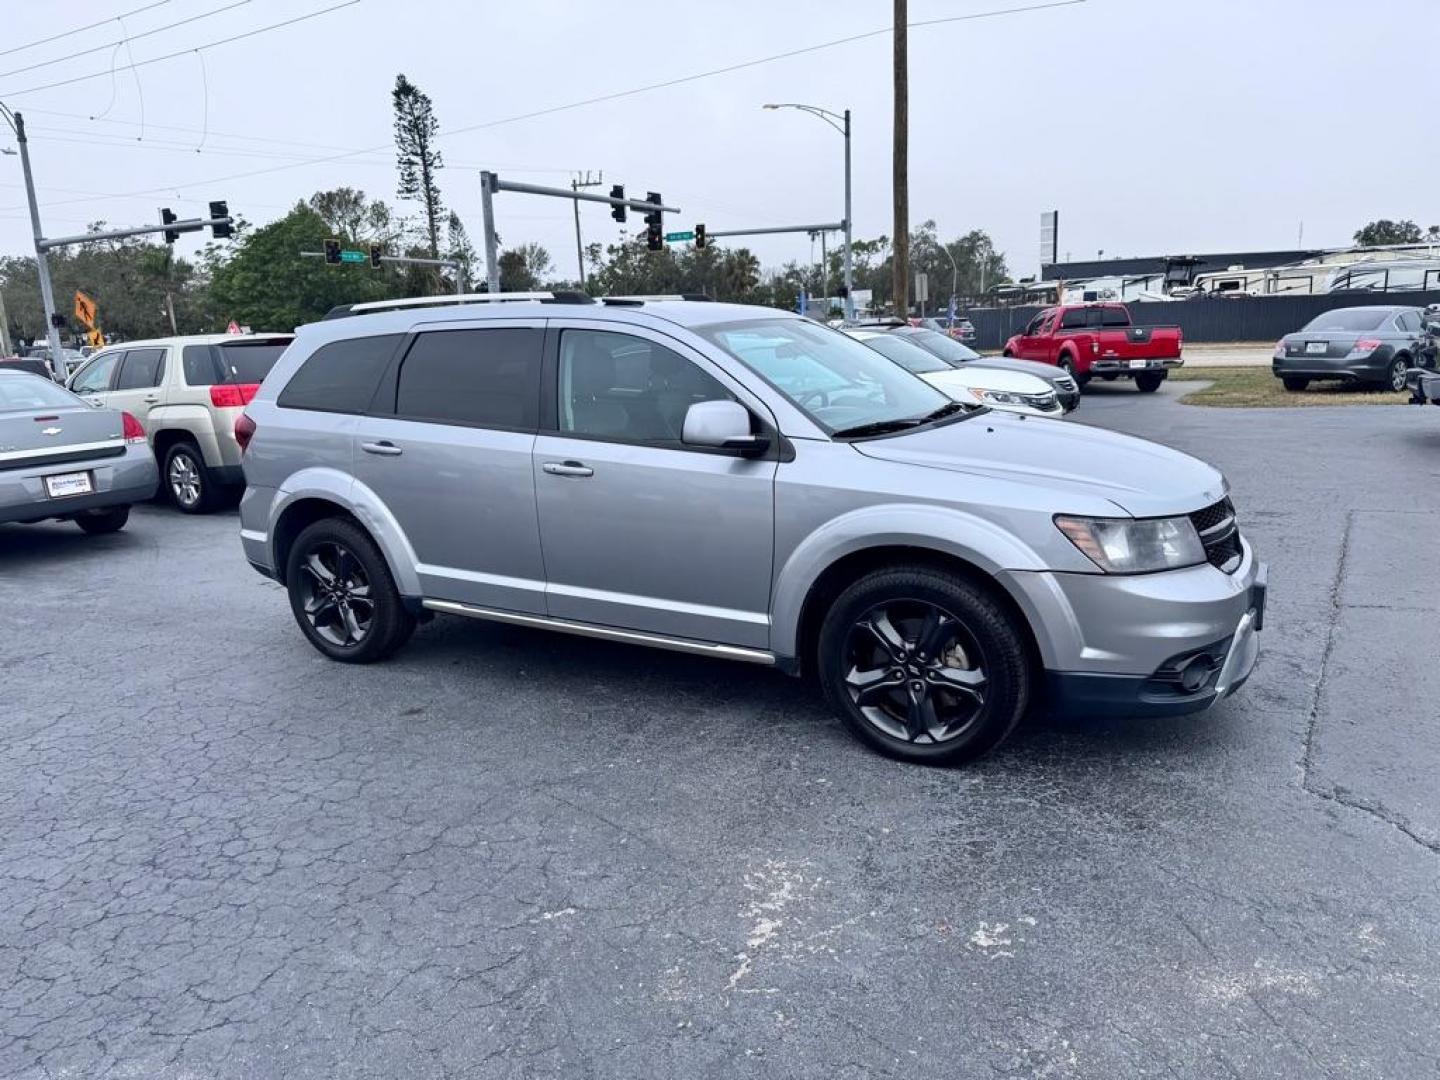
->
[682,400,768,456]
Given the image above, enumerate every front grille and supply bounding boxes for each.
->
[1022,393,1061,411]
[1054,376,1078,392]
[1190,497,1242,572]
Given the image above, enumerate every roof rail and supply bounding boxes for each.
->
[600,293,715,306]
[321,290,594,320]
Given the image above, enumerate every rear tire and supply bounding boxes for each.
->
[286,518,416,664]
[1385,356,1409,392]
[164,441,215,514]
[817,566,1031,766]
[1281,376,1310,392]
[1135,371,1165,393]
[75,505,130,534]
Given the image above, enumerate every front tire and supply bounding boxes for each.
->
[74,505,130,534]
[1135,371,1165,393]
[817,566,1031,765]
[164,441,215,514]
[285,518,415,663]
[1281,376,1310,392]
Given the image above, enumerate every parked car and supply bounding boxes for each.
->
[844,328,1064,417]
[0,357,56,381]
[884,325,1080,413]
[237,293,1266,766]
[1271,306,1429,392]
[66,333,293,511]
[0,368,158,534]
[908,316,976,343]
[1002,303,1184,391]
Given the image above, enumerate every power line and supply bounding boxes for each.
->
[0,1,363,98]
[0,1,253,80]
[4,0,1082,209]
[0,1,170,59]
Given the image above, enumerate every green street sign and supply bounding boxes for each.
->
[664,231,695,243]
[338,249,366,264]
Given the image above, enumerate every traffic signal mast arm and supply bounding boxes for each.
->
[37,210,235,251]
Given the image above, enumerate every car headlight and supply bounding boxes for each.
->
[967,387,1051,408]
[1054,514,1206,573]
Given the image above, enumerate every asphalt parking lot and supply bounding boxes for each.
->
[3,381,1439,1079]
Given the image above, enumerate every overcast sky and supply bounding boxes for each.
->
[1,0,1435,284]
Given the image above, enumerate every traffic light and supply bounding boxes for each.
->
[694,223,706,250]
[610,184,626,223]
[208,200,232,239]
[645,193,663,253]
[323,238,341,265]
[369,243,383,269]
[161,208,179,244]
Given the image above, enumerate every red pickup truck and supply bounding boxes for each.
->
[1002,303,1183,392]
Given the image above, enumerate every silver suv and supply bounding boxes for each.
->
[238,294,1267,764]
[68,333,293,512]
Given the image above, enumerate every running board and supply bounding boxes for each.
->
[421,599,776,666]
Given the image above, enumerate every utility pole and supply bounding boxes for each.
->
[891,0,909,318]
[570,171,603,286]
[3,108,65,378]
[842,108,854,322]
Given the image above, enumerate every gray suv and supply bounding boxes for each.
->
[238,294,1267,764]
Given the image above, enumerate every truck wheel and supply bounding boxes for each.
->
[817,566,1031,766]
[286,518,416,663]
[1135,371,1165,393]
[1057,354,1088,389]
[164,441,215,514]
[1281,376,1310,392]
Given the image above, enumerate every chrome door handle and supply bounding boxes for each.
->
[143,395,160,404]
[361,441,403,457]
[542,460,593,477]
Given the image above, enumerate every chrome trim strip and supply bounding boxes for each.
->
[422,599,777,665]
[0,437,123,464]
[546,580,771,626]
[1198,515,1236,540]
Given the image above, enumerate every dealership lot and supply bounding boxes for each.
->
[2,385,1438,1079]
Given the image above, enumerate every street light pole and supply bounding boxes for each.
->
[2,106,65,379]
[765,103,854,320]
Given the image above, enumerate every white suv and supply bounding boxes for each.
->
[67,333,292,512]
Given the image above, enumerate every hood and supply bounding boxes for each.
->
[962,356,1071,383]
[852,411,1226,518]
[920,367,1052,394]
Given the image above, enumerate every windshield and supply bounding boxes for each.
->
[909,329,982,364]
[216,341,290,383]
[855,334,951,375]
[0,373,79,412]
[700,318,951,434]
[1302,309,1387,333]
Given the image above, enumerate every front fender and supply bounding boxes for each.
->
[267,468,423,598]
[769,503,1050,659]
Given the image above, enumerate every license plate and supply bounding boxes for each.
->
[1305,341,1328,355]
[1128,358,1148,370]
[44,471,93,498]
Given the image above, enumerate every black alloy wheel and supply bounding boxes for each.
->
[285,518,415,663]
[296,541,375,649]
[842,599,988,746]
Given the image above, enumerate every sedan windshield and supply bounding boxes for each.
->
[701,318,953,435]
[855,334,951,375]
[907,329,983,365]
[1303,309,1387,333]
[0,373,79,412]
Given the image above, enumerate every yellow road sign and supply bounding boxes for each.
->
[87,328,104,348]
[74,291,97,328]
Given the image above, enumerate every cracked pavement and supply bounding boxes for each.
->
[2,383,1439,1078]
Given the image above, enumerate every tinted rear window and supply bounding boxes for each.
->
[114,348,165,390]
[278,334,401,414]
[1303,309,1387,333]
[395,328,542,429]
[217,342,289,383]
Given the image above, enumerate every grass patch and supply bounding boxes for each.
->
[1168,366,1409,408]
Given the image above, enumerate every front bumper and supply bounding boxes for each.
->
[1001,541,1267,718]
[0,442,159,525]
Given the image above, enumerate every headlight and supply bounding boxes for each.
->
[1054,514,1206,573]
[967,387,1054,409]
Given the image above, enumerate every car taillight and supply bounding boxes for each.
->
[234,412,256,453]
[1353,338,1382,353]
[121,412,146,444]
[209,383,260,408]
[1273,339,1288,359]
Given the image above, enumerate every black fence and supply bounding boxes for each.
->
[967,291,1440,351]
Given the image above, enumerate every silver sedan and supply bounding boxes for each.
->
[0,370,159,534]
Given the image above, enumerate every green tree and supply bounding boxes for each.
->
[392,74,445,261]
[308,187,404,249]
[1353,219,1423,247]
[207,202,403,330]
[498,242,553,292]
[446,211,477,291]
